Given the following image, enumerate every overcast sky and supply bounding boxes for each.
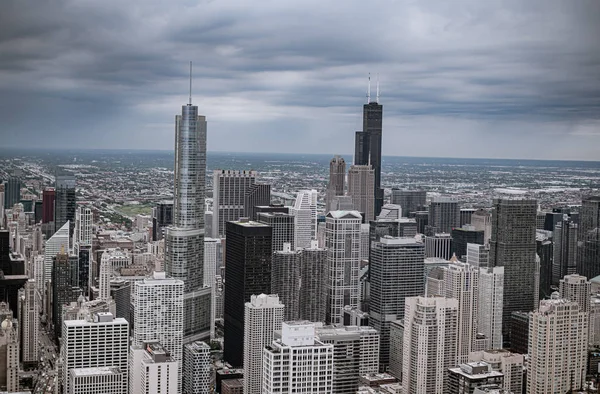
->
[1,0,599,160]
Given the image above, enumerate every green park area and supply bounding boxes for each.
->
[115,203,153,218]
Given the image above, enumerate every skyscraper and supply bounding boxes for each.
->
[489,198,537,345]
[257,211,295,253]
[471,209,492,245]
[347,164,375,222]
[42,187,55,224]
[326,155,346,213]
[4,176,21,210]
[390,189,426,218]
[223,219,272,367]
[553,219,578,284]
[75,206,93,246]
[369,237,425,369]
[271,244,300,320]
[559,273,591,313]
[52,249,79,340]
[164,96,211,343]
[183,341,213,394]
[428,196,460,234]
[299,240,327,323]
[325,210,362,325]
[478,266,504,349]
[577,196,600,280]
[152,200,173,241]
[212,170,257,237]
[243,294,284,394]
[18,279,39,367]
[54,171,76,236]
[290,189,318,249]
[451,226,484,260]
[244,183,271,221]
[130,342,178,394]
[424,233,453,260]
[354,87,383,216]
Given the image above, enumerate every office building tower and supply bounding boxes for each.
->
[0,305,19,393]
[369,237,424,368]
[559,274,591,313]
[577,196,600,280]
[164,99,211,344]
[424,233,452,260]
[244,183,271,221]
[262,322,334,394]
[271,244,300,320]
[290,189,318,249]
[544,211,564,232]
[468,350,524,394]
[69,367,124,394]
[18,279,39,367]
[130,342,178,394]
[390,189,426,218]
[133,272,184,388]
[212,170,257,237]
[61,312,129,394]
[428,197,460,234]
[257,211,295,252]
[448,362,504,393]
[55,171,76,236]
[75,206,93,246]
[244,294,284,394]
[466,243,489,268]
[536,230,553,300]
[183,341,213,394]
[316,325,380,392]
[451,226,484,260]
[223,219,272,367]
[52,250,79,340]
[471,209,492,244]
[110,279,131,320]
[414,211,429,234]
[3,177,21,210]
[348,165,375,222]
[255,204,289,216]
[44,220,69,285]
[222,379,243,394]
[99,252,113,301]
[553,219,578,284]
[489,198,537,345]
[204,237,221,285]
[460,208,476,227]
[325,210,362,325]
[401,296,458,394]
[152,200,173,241]
[445,261,479,364]
[42,187,55,224]
[478,266,504,350]
[591,294,600,346]
[527,295,588,394]
[326,155,346,212]
[299,240,327,322]
[509,311,529,355]
[377,204,402,220]
[0,184,4,223]
[354,92,383,216]
[359,223,370,262]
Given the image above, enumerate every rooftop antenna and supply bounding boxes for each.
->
[376,73,380,104]
[188,61,192,105]
[367,73,371,103]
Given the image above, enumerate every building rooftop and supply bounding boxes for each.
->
[70,366,121,377]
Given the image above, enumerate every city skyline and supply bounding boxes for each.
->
[1,1,599,160]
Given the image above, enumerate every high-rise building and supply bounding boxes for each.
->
[577,196,600,280]
[69,367,125,394]
[466,243,489,268]
[164,99,211,344]
[257,211,295,253]
[451,226,484,260]
[52,250,79,340]
[183,341,213,394]
[559,273,591,313]
[44,220,69,286]
[447,362,504,394]
[325,210,362,325]
[99,251,112,301]
[369,237,424,369]
[478,266,504,350]
[299,240,327,323]
[54,171,76,236]
[42,187,55,224]
[326,155,346,213]
[244,183,271,221]
[290,189,318,249]
[553,219,578,284]
[424,233,453,260]
[223,219,272,367]
[61,312,129,394]
[471,209,492,245]
[75,206,93,246]
[489,198,537,345]
[204,237,221,339]
[133,272,184,389]
[354,93,383,216]
[460,208,476,227]
[468,350,524,394]
[0,304,19,393]
[428,197,460,234]
[110,279,131,321]
[536,230,553,299]
[18,279,39,367]
[212,170,257,237]
[348,164,375,222]
[243,294,284,394]
[401,296,458,394]
[527,295,588,394]
[390,189,426,218]
[4,176,21,210]
[272,244,300,320]
[130,342,178,394]
[152,200,173,241]
[262,322,334,394]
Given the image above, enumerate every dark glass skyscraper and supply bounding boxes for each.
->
[54,172,76,236]
[152,200,173,241]
[244,183,271,221]
[4,176,21,210]
[577,196,600,279]
[42,188,55,224]
[390,189,426,218]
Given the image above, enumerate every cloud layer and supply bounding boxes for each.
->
[1,0,599,160]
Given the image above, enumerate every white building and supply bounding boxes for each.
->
[290,189,318,249]
[466,243,489,268]
[401,296,458,394]
[76,206,93,246]
[130,342,178,394]
[527,294,588,394]
[559,273,591,313]
[43,220,70,285]
[133,271,184,390]
[204,237,221,339]
[18,279,39,366]
[359,223,370,262]
[61,312,129,394]
[244,294,284,394]
[262,322,334,394]
[478,266,504,350]
[211,170,257,238]
[468,349,524,394]
[183,341,213,394]
[325,210,362,325]
[70,367,124,394]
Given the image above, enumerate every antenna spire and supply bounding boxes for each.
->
[188,61,192,105]
[367,73,371,103]
[376,73,380,104]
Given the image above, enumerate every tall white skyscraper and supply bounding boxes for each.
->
[290,189,318,249]
[527,295,588,394]
[271,244,301,321]
[99,253,112,301]
[244,294,284,394]
[43,220,69,285]
[262,322,334,394]
[183,341,213,394]
[133,272,184,390]
[75,206,93,246]
[212,169,257,237]
[325,210,362,325]
[347,164,375,222]
[478,266,504,349]
[61,312,129,394]
[401,296,458,394]
[18,279,39,366]
[559,273,591,313]
[130,342,178,394]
